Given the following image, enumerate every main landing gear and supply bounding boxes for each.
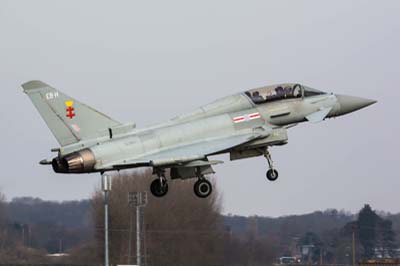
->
[149,168,213,198]
[263,149,279,181]
[150,169,168,197]
[193,177,212,198]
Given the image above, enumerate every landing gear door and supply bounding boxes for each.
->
[170,165,215,180]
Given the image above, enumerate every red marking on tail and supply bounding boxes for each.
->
[66,107,75,119]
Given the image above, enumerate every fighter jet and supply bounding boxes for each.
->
[21,81,376,198]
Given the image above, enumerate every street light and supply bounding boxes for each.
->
[128,192,147,266]
[102,174,112,266]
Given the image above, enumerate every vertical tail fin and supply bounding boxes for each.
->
[22,80,121,146]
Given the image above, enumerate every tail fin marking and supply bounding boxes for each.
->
[22,80,121,146]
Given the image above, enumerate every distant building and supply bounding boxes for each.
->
[274,256,298,265]
[359,258,400,266]
[46,253,69,257]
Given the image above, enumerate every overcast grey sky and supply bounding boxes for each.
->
[0,1,399,217]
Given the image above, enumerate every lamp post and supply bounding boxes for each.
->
[102,174,112,266]
[352,225,356,266]
[128,192,147,266]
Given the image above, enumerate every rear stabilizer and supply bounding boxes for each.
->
[22,80,121,146]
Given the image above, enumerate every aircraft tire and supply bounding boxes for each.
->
[194,179,212,198]
[266,169,279,181]
[150,179,168,197]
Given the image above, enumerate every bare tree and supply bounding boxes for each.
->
[0,191,5,223]
[92,169,223,266]
[0,191,7,254]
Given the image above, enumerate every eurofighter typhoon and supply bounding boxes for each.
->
[22,81,376,198]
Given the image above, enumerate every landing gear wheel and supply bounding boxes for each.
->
[266,169,279,181]
[150,179,169,197]
[194,179,212,198]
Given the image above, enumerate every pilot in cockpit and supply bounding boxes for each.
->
[252,91,264,103]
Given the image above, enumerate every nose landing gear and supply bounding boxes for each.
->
[266,169,279,181]
[264,149,279,181]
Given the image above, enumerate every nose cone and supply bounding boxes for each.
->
[335,94,377,116]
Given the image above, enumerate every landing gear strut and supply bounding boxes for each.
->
[150,169,168,197]
[193,168,213,198]
[264,149,279,181]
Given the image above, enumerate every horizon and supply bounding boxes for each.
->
[4,193,399,219]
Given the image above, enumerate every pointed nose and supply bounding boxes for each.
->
[335,94,377,116]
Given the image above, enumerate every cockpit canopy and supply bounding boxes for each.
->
[245,83,326,104]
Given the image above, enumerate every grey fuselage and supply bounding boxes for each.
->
[56,84,352,173]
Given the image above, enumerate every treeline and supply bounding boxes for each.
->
[0,171,399,265]
[0,194,93,264]
[226,207,399,264]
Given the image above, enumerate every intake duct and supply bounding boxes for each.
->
[52,148,96,173]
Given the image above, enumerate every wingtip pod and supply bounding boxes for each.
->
[21,80,51,93]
